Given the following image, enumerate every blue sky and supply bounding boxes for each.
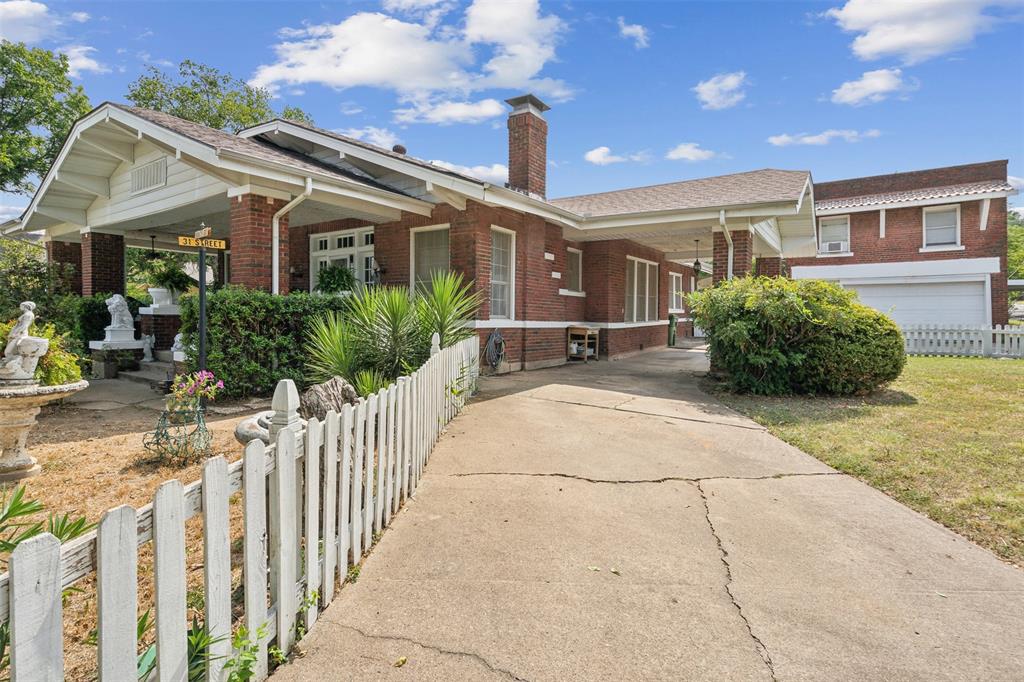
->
[2,0,1023,220]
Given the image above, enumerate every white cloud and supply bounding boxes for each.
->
[61,45,109,78]
[0,0,56,42]
[826,0,1003,64]
[70,10,89,22]
[251,0,571,123]
[429,159,508,184]
[138,51,174,68]
[394,97,505,124]
[0,203,27,221]
[337,126,402,149]
[1009,175,1024,191]
[831,67,914,105]
[665,142,717,161]
[583,146,649,166]
[617,17,650,49]
[693,71,748,110]
[767,128,881,146]
[339,101,364,115]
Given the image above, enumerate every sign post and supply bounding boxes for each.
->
[177,225,226,380]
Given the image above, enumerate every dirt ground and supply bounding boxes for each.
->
[15,400,260,680]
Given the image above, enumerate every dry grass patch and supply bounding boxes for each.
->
[712,356,1024,567]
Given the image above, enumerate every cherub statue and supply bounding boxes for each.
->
[4,302,34,358]
[106,294,134,330]
[0,301,49,383]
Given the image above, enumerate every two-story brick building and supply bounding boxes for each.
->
[2,94,1016,370]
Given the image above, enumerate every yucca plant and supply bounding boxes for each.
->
[352,369,389,398]
[415,271,481,349]
[345,285,423,379]
[304,311,358,383]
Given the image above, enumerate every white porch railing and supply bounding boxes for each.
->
[901,325,1024,358]
[0,334,479,681]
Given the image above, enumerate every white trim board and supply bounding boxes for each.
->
[790,256,1001,281]
[469,319,674,330]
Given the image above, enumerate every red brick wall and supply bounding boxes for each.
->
[712,229,753,283]
[814,160,1007,200]
[229,194,290,292]
[46,240,82,294]
[140,313,181,350]
[81,232,124,296]
[507,111,547,197]
[787,199,1008,325]
[755,257,785,277]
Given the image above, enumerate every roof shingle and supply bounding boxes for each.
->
[815,180,1015,211]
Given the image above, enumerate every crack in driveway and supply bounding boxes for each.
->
[695,480,777,681]
[452,471,841,485]
[331,623,531,681]
[523,394,767,431]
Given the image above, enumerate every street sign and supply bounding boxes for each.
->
[177,235,226,249]
[194,225,212,239]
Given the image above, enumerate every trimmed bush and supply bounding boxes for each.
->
[689,277,905,395]
[178,287,348,398]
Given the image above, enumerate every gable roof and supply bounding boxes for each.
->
[547,169,811,217]
[815,179,1016,212]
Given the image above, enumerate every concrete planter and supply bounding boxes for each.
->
[149,288,178,306]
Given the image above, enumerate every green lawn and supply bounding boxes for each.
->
[713,356,1024,567]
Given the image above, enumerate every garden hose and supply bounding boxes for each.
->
[484,329,506,370]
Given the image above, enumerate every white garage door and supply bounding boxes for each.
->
[846,280,987,326]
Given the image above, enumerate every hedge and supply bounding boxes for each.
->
[178,287,349,398]
[689,276,906,395]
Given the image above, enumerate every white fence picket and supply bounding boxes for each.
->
[321,410,339,607]
[303,418,322,633]
[10,534,62,682]
[901,325,1024,359]
[2,339,480,679]
[97,505,137,681]
[242,440,269,680]
[154,480,187,682]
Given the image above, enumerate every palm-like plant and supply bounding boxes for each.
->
[305,311,357,383]
[345,285,422,379]
[415,271,481,349]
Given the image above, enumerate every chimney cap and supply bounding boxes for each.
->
[505,93,550,115]
[391,144,407,154]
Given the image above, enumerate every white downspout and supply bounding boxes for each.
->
[272,177,313,295]
[720,209,733,279]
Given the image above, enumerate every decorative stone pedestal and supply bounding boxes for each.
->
[0,380,88,481]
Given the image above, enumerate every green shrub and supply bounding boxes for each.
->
[178,286,348,398]
[314,264,357,294]
[689,276,905,395]
[0,320,82,386]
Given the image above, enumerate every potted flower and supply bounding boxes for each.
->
[166,370,223,415]
[315,264,358,296]
[149,260,195,305]
[144,370,223,463]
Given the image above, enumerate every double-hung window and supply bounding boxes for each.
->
[923,205,960,248]
[490,227,515,319]
[411,226,450,292]
[565,248,583,292]
[669,273,685,312]
[625,257,658,322]
[818,216,850,254]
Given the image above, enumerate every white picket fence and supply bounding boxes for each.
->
[901,325,1024,358]
[0,334,479,681]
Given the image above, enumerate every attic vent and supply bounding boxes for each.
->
[131,158,167,195]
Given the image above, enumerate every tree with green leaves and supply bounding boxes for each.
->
[1008,208,1023,303]
[0,41,92,195]
[126,60,313,132]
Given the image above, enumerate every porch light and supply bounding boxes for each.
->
[145,235,161,261]
[691,239,701,274]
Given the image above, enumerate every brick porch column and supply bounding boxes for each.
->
[712,229,753,284]
[45,240,83,294]
[755,256,785,277]
[229,193,290,293]
[80,232,124,296]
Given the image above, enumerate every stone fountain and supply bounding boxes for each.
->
[0,301,88,481]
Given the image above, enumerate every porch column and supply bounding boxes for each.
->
[80,232,125,296]
[45,240,83,295]
[229,193,291,293]
[712,229,753,284]
[755,256,786,277]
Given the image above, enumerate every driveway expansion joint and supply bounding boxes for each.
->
[695,479,777,681]
[332,624,531,681]
[451,471,841,485]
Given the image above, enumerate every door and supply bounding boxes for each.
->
[845,280,987,326]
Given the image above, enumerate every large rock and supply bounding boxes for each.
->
[235,376,360,445]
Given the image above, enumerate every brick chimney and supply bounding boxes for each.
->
[506,94,550,198]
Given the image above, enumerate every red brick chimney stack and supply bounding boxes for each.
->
[506,94,550,198]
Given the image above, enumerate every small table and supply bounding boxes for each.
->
[567,326,599,363]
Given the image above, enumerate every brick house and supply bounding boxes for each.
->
[3,95,1016,369]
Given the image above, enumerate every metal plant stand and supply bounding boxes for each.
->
[144,407,212,464]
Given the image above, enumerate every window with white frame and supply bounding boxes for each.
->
[670,272,685,312]
[565,248,582,292]
[490,227,514,318]
[309,226,375,291]
[625,257,658,322]
[411,226,450,292]
[923,205,960,247]
[818,216,850,254]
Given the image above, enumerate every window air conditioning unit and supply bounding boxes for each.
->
[823,241,848,253]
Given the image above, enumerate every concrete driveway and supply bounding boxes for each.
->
[276,348,1024,681]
